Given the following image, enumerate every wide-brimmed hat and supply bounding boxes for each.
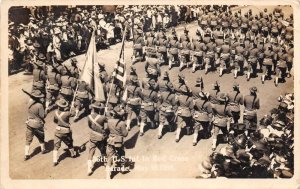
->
[38,53,46,60]
[31,90,45,98]
[217,93,227,102]
[250,86,258,93]
[219,145,235,159]
[91,100,105,109]
[111,106,125,117]
[130,75,139,83]
[56,98,69,108]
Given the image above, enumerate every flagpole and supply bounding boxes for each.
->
[69,31,95,112]
[105,26,127,110]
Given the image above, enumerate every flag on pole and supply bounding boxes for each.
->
[79,32,106,102]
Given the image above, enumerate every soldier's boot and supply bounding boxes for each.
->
[247,72,251,81]
[219,67,223,77]
[45,101,50,114]
[126,119,131,131]
[158,124,164,139]
[74,109,80,120]
[192,63,196,73]
[175,128,181,142]
[53,150,58,166]
[275,77,279,87]
[193,132,198,146]
[212,139,217,151]
[106,165,112,179]
[40,143,47,154]
[139,122,145,136]
[69,148,77,158]
[261,75,265,84]
[24,145,30,161]
[87,160,94,176]
[205,64,208,74]
[234,69,238,79]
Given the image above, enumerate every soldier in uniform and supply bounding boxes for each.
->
[106,79,124,112]
[59,66,77,104]
[157,72,177,139]
[87,100,108,176]
[175,74,194,142]
[192,78,212,146]
[24,90,47,160]
[247,42,259,81]
[132,29,145,64]
[32,53,47,95]
[219,39,231,77]
[98,63,109,84]
[227,83,243,130]
[191,33,206,73]
[68,58,80,79]
[53,98,77,166]
[139,78,159,136]
[203,31,216,74]
[243,87,260,136]
[261,45,274,84]
[168,32,179,70]
[208,81,221,105]
[156,29,168,65]
[178,28,193,71]
[106,106,128,179]
[73,80,93,121]
[275,48,288,87]
[45,60,62,112]
[125,68,143,131]
[145,57,161,79]
[211,93,231,151]
[144,27,157,59]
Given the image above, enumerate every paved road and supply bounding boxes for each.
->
[8,5,293,179]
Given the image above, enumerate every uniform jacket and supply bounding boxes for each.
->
[107,118,128,147]
[26,99,45,128]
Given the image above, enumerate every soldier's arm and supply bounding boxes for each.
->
[120,122,128,137]
[239,94,244,105]
[255,98,260,110]
[56,74,62,86]
[39,104,45,121]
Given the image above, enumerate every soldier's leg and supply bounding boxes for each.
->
[220,127,229,142]
[212,125,220,151]
[139,110,146,136]
[192,56,197,72]
[87,140,97,175]
[168,54,173,69]
[53,133,62,166]
[219,60,224,77]
[24,126,34,160]
[233,62,239,79]
[63,133,76,158]
[105,144,115,179]
[193,122,200,146]
[246,63,252,81]
[126,105,132,131]
[261,65,267,84]
[175,116,183,142]
[34,127,46,153]
[45,91,52,114]
[158,111,165,139]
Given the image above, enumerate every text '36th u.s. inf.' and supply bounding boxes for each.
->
[97,155,190,172]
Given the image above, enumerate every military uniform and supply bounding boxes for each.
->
[261,46,274,83]
[106,106,128,179]
[179,36,193,70]
[247,44,259,80]
[157,75,177,139]
[144,31,157,58]
[243,87,260,134]
[74,80,92,119]
[87,101,108,176]
[191,36,206,72]
[275,48,288,86]
[106,81,124,111]
[59,67,77,103]
[53,99,76,166]
[192,88,212,145]
[145,58,160,78]
[24,90,46,160]
[211,93,230,150]
[227,84,243,129]
[32,55,47,94]
[156,35,168,65]
[139,79,159,136]
[219,41,231,77]
[168,35,179,69]
[46,65,62,112]
[132,30,145,63]
[175,84,194,142]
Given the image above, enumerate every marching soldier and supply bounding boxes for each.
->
[227,83,243,130]
[106,106,128,179]
[24,90,47,160]
[175,74,194,142]
[156,30,168,65]
[53,98,77,166]
[191,33,206,73]
[73,80,93,121]
[139,78,159,136]
[179,28,193,71]
[32,53,47,94]
[211,93,230,151]
[192,78,212,146]
[168,32,179,70]
[157,72,177,139]
[243,87,260,136]
[208,81,221,105]
[247,42,259,81]
[87,100,108,176]
[59,66,77,104]
[106,79,124,112]
[261,45,274,84]
[145,57,161,79]
[219,39,231,77]
[144,27,157,59]
[68,58,80,79]
[132,29,145,64]
[98,63,109,84]
[45,62,62,114]
[126,67,143,131]
[275,48,288,86]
